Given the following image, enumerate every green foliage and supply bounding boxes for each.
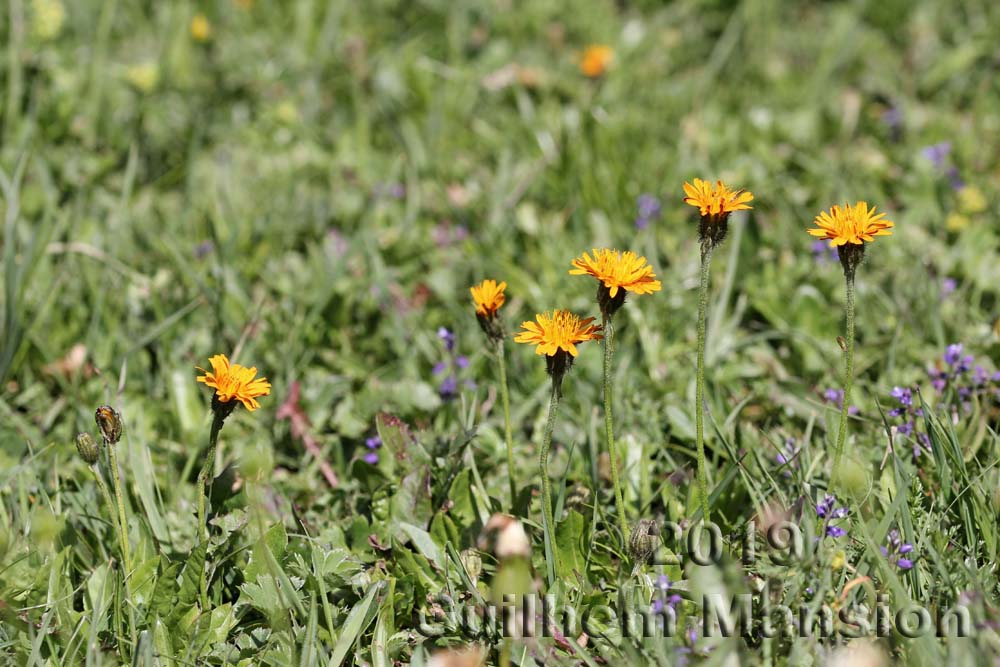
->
[1,0,999,664]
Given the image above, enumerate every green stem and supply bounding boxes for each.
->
[496,339,517,510]
[106,444,133,583]
[602,313,629,546]
[197,411,226,608]
[694,244,713,523]
[91,466,124,563]
[197,413,226,543]
[832,273,856,476]
[539,379,561,580]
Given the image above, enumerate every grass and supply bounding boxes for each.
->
[1,0,999,665]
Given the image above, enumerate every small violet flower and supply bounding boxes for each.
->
[816,494,849,538]
[362,435,382,465]
[811,240,839,263]
[635,193,662,230]
[880,529,915,570]
[822,388,859,415]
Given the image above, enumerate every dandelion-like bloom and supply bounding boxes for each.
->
[807,201,894,248]
[571,251,658,542]
[471,279,506,317]
[683,178,754,218]
[683,178,754,249]
[683,178,753,522]
[807,201,894,277]
[515,310,602,358]
[579,45,614,78]
[197,354,271,412]
[570,249,661,316]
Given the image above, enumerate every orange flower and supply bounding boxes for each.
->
[807,201,894,247]
[470,279,507,318]
[579,45,614,78]
[514,310,602,357]
[197,354,271,412]
[569,249,661,298]
[682,178,754,219]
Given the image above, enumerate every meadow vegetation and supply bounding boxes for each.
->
[1,0,999,665]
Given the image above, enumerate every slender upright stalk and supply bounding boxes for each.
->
[496,339,517,509]
[602,314,629,545]
[91,467,123,557]
[106,444,133,582]
[694,244,713,522]
[197,411,226,609]
[197,412,226,544]
[539,380,561,578]
[832,273,856,476]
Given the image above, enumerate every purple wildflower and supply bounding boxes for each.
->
[817,494,848,538]
[943,343,962,366]
[438,327,456,352]
[921,142,951,169]
[928,343,999,418]
[887,385,931,459]
[811,240,839,263]
[883,529,916,570]
[776,439,799,475]
[822,388,859,415]
[941,277,957,298]
[635,194,662,230]
[881,106,903,138]
[363,451,379,465]
[365,436,382,450]
[194,241,214,258]
[946,167,965,190]
[439,375,458,399]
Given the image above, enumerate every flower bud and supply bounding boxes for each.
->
[94,405,123,444]
[597,283,627,319]
[75,432,100,465]
[628,518,658,564]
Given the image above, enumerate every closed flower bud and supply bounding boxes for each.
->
[75,432,100,465]
[95,405,123,444]
[628,518,658,564]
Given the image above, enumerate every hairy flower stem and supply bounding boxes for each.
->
[91,467,123,560]
[602,314,629,546]
[496,339,517,509]
[694,243,713,523]
[197,412,226,544]
[539,379,561,580]
[197,411,226,608]
[832,273,856,477]
[106,444,133,584]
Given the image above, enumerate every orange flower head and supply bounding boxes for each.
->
[470,279,507,318]
[514,310,602,358]
[682,178,754,219]
[197,354,271,412]
[807,201,894,248]
[570,249,662,298]
[579,45,614,78]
